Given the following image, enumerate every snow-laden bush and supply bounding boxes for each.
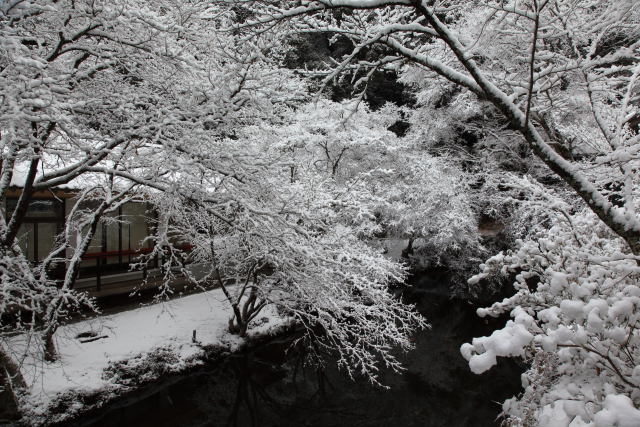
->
[462,180,640,426]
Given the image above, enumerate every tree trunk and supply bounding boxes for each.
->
[228,292,266,338]
[0,347,27,394]
[43,328,58,362]
[0,368,22,421]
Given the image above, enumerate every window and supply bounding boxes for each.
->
[6,198,64,263]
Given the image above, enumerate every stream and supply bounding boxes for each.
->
[63,270,523,427]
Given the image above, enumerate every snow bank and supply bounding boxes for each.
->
[12,288,285,424]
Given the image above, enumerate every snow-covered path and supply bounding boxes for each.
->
[10,288,284,422]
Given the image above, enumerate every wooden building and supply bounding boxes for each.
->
[3,188,184,298]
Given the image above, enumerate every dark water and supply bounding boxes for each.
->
[65,273,523,427]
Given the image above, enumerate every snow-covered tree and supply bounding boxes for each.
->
[0,0,187,395]
[234,0,640,423]
[0,0,301,398]
[236,0,640,254]
[133,119,428,384]
[1,0,428,408]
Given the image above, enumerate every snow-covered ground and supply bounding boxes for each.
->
[10,288,285,424]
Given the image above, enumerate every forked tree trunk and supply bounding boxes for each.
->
[228,287,267,338]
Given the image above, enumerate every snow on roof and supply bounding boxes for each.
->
[8,154,131,192]
[9,154,95,191]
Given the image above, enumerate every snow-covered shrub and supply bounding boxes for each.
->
[103,347,184,386]
[462,181,640,426]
